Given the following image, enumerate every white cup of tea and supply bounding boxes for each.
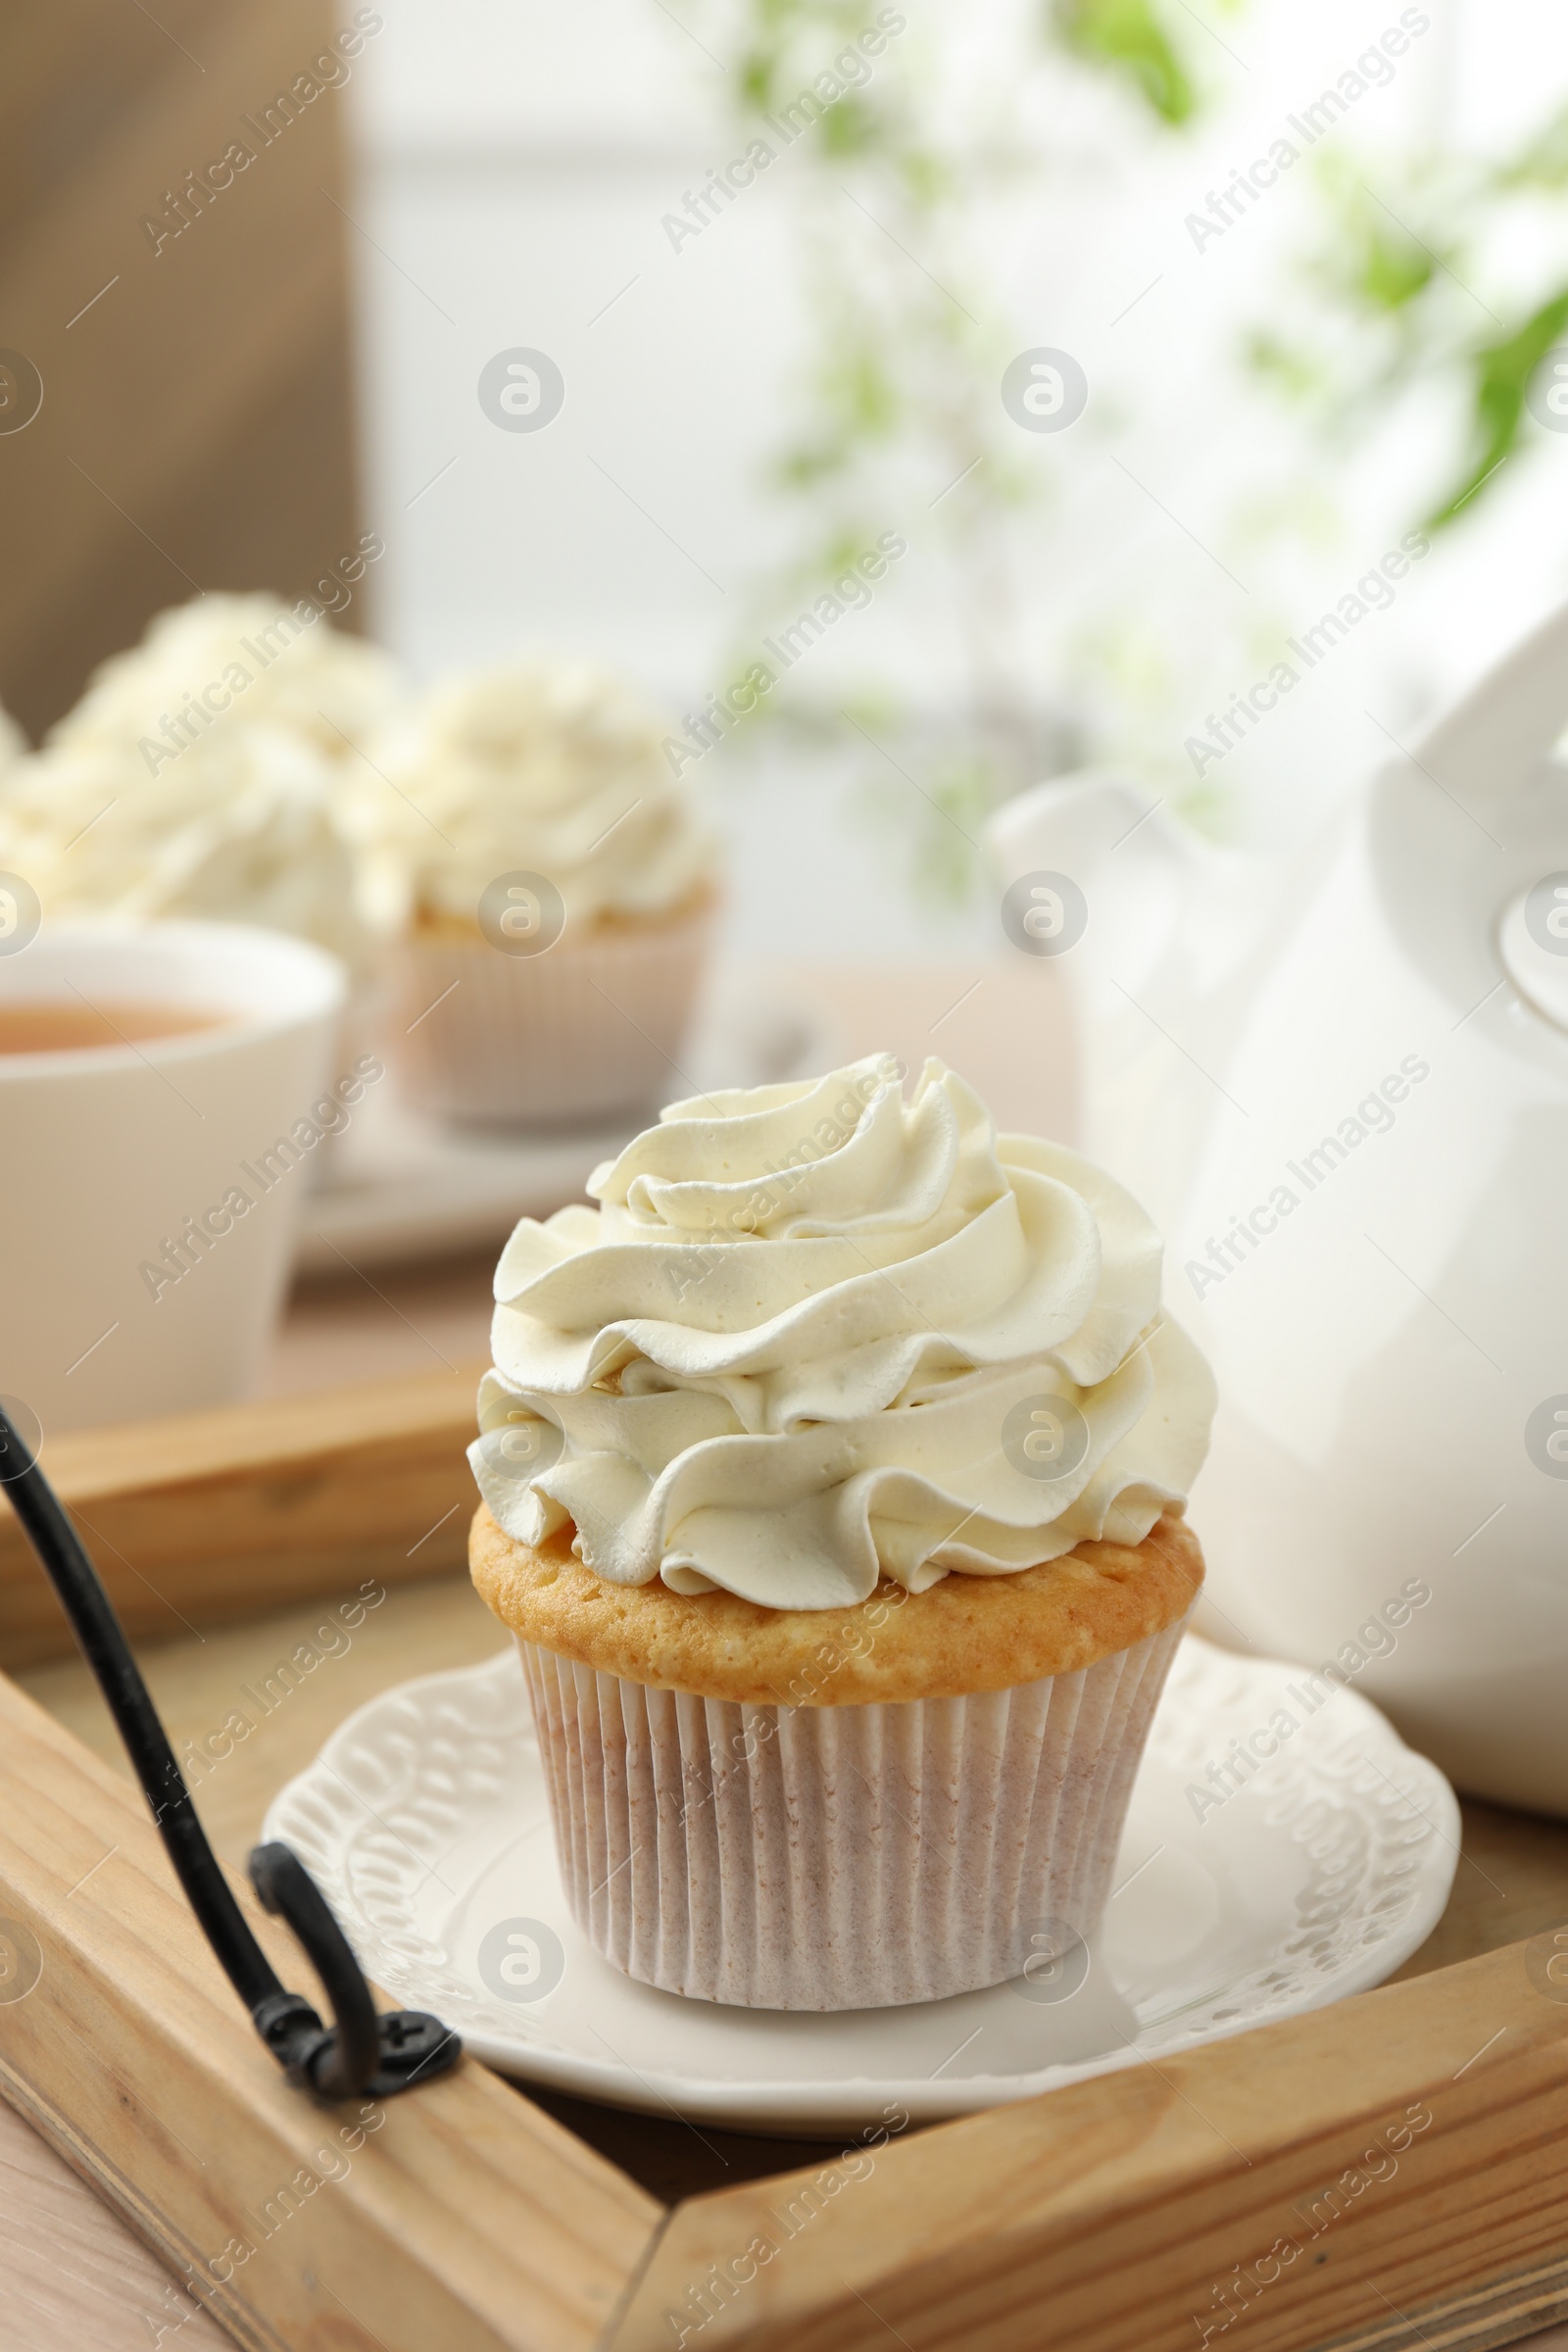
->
[0,919,352,1437]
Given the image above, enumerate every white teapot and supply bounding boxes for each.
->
[989,604,1568,1812]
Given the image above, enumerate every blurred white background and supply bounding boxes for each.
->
[344,0,1568,958]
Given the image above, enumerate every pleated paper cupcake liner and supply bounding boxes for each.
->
[518,1615,1187,2011]
[385,899,713,1128]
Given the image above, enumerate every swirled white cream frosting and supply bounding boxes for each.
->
[49,593,399,762]
[352,661,713,928]
[468,1055,1215,1611]
[0,732,378,973]
[0,597,399,972]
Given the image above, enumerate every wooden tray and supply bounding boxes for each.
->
[3,1367,1568,2352]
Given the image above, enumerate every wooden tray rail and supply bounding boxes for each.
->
[0,1366,484,1666]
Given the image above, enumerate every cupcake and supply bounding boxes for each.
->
[467,1054,1215,2010]
[0,594,400,980]
[352,659,717,1127]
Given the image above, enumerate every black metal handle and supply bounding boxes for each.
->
[0,1403,459,2101]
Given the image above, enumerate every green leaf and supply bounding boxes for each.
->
[739,54,775,110]
[1355,221,1433,312]
[1244,329,1329,403]
[1052,0,1198,126]
[1302,165,1438,318]
[819,96,879,158]
[893,147,950,207]
[1494,104,1568,190]
[1429,283,1568,527]
[774,441,851,488]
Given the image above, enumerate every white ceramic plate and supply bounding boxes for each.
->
[295,989,841,1274]
[264,1637,1458,2135]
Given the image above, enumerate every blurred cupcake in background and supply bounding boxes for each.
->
[0,593,401,982]
[357,659,718,1128]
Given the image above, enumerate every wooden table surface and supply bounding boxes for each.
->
[4,958,1568,2349]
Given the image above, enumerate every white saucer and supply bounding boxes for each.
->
[264,1637,1458,2135]
[295,989,841,1274]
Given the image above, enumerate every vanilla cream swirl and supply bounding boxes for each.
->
[469,1055,1215,1610]
[357,661,712,928]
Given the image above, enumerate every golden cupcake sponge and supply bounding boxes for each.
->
[469,1503,1202,1706]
